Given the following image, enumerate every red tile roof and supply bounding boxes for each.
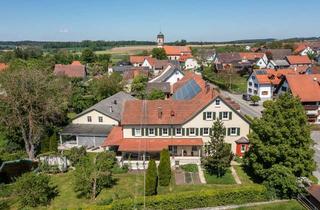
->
[239,52,265,60]
[71,60,82,65]
[0,63,8,72]
[255,69,299,85]
[179,54,193,62]
[163,46,191,55]
[102,126,123,147]
[144,57,157,66]
[286,55,311,65]
[54,63,86,78]
[285,74,320,102]
[130,56,150,64]
[293,43,309,54]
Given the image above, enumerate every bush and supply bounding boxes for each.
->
[158,149,171,186]
[14,172,58,207]
[65,146,87,166]
[97,197,113,206]
[39,162,61,174]
[108,185,267,210]
[181,164,198,173]
[111,164,129,174]
[145,160,157,196]
[0,200,9,210]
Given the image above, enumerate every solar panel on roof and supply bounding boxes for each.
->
[255,70,267,75]
[172,79,201,100]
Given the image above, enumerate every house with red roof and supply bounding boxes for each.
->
[129,55,150,67]
[163,45,192,61]
[286,55,312,67]
[239,52,268,69]
[275,74,320,124]
[294,43,315,56]
[54,61,87,78]
[103,74,251,168]
[247,69,299,101]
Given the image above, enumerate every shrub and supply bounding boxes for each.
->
[0,200,9,210]
[65,146,87,166]
[97,197,113,206]
[111,164,129,174]
[181,164,198,173]
[39,162,60,174]
[158,149,171,186]
[145,160,157,196]
[108,185,267,210]
[14,172,58,207]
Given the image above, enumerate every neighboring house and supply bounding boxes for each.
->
[262,49,292,60]
[239,52,268,69]
[309,42,320,54]
[163,45,192,61]
[196,49,216,65]
[247,69,298,100]
[103,76,250,168]
[184,57,200,70]
[213,53,242,71]
[54,61,87,78]
[149,65,184,85]
[146,82,171,98]
[267,59,290,69]
[59,91,135,151]
[294,43,315,56]
[286,55,312,67]
[129,56,150,67]
[275,74,320,124]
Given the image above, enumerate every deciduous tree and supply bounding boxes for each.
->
[131,75,148,99]
[151,48,167,60]
[147,89,165,100]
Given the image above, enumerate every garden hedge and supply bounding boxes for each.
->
[101,185,267,210]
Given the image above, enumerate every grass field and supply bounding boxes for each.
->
[235,200,303,210]
[234,165,253,185]
[204,169,236,184]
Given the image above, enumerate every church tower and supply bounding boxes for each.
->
[157,32,164,47]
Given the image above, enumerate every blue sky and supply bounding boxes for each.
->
[1,0,319,42]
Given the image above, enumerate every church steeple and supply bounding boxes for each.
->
[157,32,164,47]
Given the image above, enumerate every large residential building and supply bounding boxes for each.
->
[163,45,192,61]
[59,92,136,151]
[103,74,251,168]
[275,74,320,124]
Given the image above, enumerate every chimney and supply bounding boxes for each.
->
[109,105,113,113]
[158,107,163,119]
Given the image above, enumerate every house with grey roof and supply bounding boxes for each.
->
[267,59,290,69]
[146,82,171,98]
[148,65,184,85]
[59,91,135,151]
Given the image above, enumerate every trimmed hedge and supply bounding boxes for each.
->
[106,185,267,210]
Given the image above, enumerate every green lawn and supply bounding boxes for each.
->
[234,165,253,185]
[236,200,303,210]
[204,169,236,184]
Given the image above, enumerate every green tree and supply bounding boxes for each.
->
[244,93,316,198]
[74,151,116,199]
[147,89,166,100]
[202,119,233,177]
[145,160,158,196]
[14,172,58,208]
[158,149,171,186]
[250,95,260,105]
[0,66,70,159]
[151,48,167,60]
[81,48,96,63]
[66,146,87,166]
[131,75,148,99]
[69,79,96,113]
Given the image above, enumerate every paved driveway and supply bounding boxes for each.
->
[312,131,320,182]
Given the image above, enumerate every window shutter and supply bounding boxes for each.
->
[229,112,232,120]
[159,128,162,136]
[219,112,222,120]
[132,128,135,136]
[213,112,216,120]
[145,128,148,136]
[172,128,176,136]
[203,112,206,120]
[186,128,189,136]
[237,128,240,136]
[200,128,203,136]
[168,128,172,136]
[227,128,231,136]
[155,128,158,136]
[196,128,199,136]
[182,128,185,136]
[141,128,144,136]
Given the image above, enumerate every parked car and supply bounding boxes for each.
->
[242,94,251,101]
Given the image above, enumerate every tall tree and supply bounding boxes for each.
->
[145,160,158,196]
[74,151,116,199]
[81,48,96,63]
[151,48,167,60]
[131,75,148,99]
[244,93,316,198]
[158,149,171,186]
[202,119,233,177]
[147,89,165,100]
[0,67,70,159]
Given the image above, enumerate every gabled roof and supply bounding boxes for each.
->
[286,55,312,65]
[216,53,241,63]
[74,91,136,122]
[239,52,265,61]
[54,62,86,78]
[294,43,309,54]
[263,49,292,60]
[254,69,299,85]
[172,79,201,100]
[130,56,150,64]
[235,137,249,144]
[269,59,289,67]
[285,74,320,102]
[163,45,191,55]
[149,65,183,83]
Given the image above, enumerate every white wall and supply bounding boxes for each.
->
[185,58,199,70]
[72,110,118,125]
[165,71,184,85]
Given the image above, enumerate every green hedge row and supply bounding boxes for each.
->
[103,185,267,210]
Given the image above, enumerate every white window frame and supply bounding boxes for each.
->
[98,116,103,123]
[148,128,155,136]
[189,128,196,136]
[215,99,221,106]
[222,112,229,120]
[162,128,169,136]
[203,128,209,136]
[135,128,142,137]
[230,127,237,136]
[87,116,92,122]
[176,128,182,136]
[241,144,246,153]
[206,112,213,120]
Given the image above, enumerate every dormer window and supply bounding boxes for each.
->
[215,99,221,106]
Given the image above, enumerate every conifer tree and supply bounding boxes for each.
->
[145,160,157,196]
[158,149,171,186]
